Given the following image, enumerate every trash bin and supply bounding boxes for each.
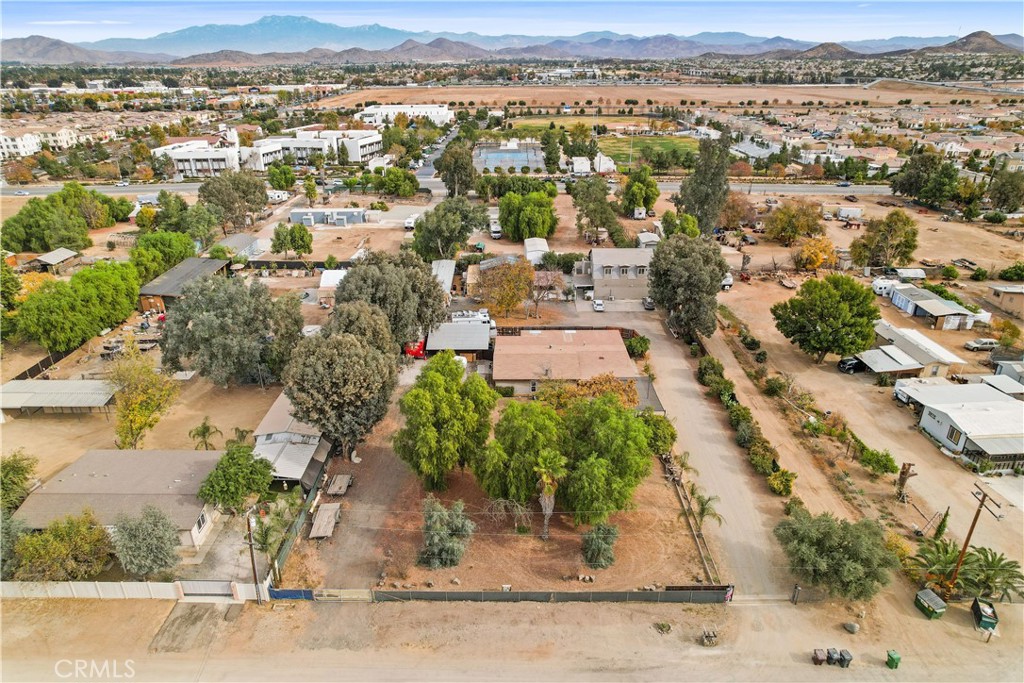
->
[839,650,853,669]
[826,648,840,665]
[812,649,826,665]
[886,650,900,670]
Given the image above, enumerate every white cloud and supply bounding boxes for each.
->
[29,20,132,26]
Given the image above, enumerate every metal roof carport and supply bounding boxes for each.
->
[426,323,492,352]
[1,380,115,414]
[856,347,922,374]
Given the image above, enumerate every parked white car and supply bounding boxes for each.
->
[592,299,605,312]
[964,338,999,351]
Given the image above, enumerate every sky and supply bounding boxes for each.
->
[3,0,1021,43]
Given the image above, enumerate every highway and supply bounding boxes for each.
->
[1,179,892,198]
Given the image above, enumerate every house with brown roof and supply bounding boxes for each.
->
[492,329,639,396]
[13,450,222,549]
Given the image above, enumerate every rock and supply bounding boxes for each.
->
[451,577,461,586]
[426,580,434,588]
[844,622,860,634]
[402,583,412,589]
[391,582,400,589]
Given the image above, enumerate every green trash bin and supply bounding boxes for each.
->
[886,650,900,670]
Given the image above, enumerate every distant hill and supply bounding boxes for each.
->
[994,33,1024,50]
[798,42,866,60]
[915,31,1023,55]
[0,35,175,64]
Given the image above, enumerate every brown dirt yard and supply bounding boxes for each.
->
[318,82,980,109]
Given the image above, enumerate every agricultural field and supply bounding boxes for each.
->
[598,135,699,165]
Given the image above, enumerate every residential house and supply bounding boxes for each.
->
[995,360,1024,385]
[918,396,1023,471]
[889,283,989,330]
[139,257,229,313]
[575,248,653,300]
[986,285,1024,319]
[152,139,240,178]
[253,393,332,490]
[289,207,366,228]
[425,322,492,357]
[858,321,967,378]
[13,450,223,550]
[0,131,42,160]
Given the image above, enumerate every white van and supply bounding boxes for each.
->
[721,273,734,290]
[489,220,502,239]
[404,214,420,230]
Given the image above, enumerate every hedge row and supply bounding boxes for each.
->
[696,355,797,496]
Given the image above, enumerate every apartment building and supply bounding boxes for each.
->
[356,104,453,127]
[152,140,240,178]
[0,132,42,160]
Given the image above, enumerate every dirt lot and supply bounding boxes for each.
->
[318,82,979,110]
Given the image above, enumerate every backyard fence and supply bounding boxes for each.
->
[11,349,77,380]
[1,575,271,603]
[272,459,329,575]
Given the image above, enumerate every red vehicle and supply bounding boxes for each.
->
[404,338,426,359]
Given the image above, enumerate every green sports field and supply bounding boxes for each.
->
[597,136,699,166]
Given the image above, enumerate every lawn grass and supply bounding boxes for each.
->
[598,136,699,165]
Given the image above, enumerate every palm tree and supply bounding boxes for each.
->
[693,492,724,531]
[964,547,1024,602]
[189,416,222,451]
[226,427,253,448]
[911,538,975,597]
[534,448,568,541]
[676,451,700,477]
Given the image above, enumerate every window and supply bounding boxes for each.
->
[195,509,208,533]
[930,365,940,377]
[603,266,613,276]
[530,381,538,393]
[946,425,963,444]
[620,266,629,276]
[637,266,647,276]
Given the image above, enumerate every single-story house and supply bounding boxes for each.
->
[918,400,1023,471]
[431,259,457,305]
[28,247,79,274]
[253,393,332,490]
[492,329,639,395]
[13,450,223,549]
[426,322,492,356]
[893,378,1013,409]
[861,321,966,378]
[317,269,347,306]
[0,379,115,416]
[524,238,549,266]
[986,285,1024,319]
[214,233,261,258]
[888,283,988,330]
[289,207,365,228]
[995,360,1024,384]
[139,257,229,313]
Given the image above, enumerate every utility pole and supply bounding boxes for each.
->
[895,462,917,503]
[247,515,264,605]
[946,484,1002,600]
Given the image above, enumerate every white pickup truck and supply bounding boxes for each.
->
[404,214,420,230]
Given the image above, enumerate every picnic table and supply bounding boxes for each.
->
[326,474,353,497]
[309,503,341,539]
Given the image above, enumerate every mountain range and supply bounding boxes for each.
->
[1,15,1020,65]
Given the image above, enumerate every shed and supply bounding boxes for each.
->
[1,379,115,415]
[431,259,457,303]
[523,238,549,266]
[317,269,347,306]
[29,247,79,274]
[139,257,229,313]
[637,232,661,249]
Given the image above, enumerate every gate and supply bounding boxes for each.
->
[178,580,233,597]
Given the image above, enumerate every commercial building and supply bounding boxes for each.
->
[355,104,453,127]
[152,139,240,178]
[139,257,229,313]
[13,450,223,550]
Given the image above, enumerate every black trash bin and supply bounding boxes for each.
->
[839,650,852,669]
[826,648,840,665]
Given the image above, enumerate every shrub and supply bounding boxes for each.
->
[754,349,768,364]
[690,343,700,357]
[696,356,724,385]
[106,240,116,251]
[749,437,777,475]
[875,373,894,387]
[495,385,515,398]
[764,377,788,397]
[521,166,531,174]
[940,265,959,281]
[727,403,753,429]
[582,523,619,569]
[784,496,806,516]
[418,497,475,569]
[983,211,1006,224]
[741,335,761,351]
[970,267,988,281]
[767,469,797,496]
[860,447,899,475]
[706,376,735,403]
[999,261,1024,281]
[735,420,757,448]
[803,419,826,437]
[369,200,390,211]
[624,335,651,359]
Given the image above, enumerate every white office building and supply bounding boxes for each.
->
[356,104,453,127]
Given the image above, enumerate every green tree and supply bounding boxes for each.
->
[14,509,112,581]
[394,352,491,490]
[693,490,725,531]
[964,547,1024,601]
[891,153,943,199]
[290,224,313,258]
[412,196,487,260]
[535,448,569,540]
[1,449,38,512]
[1,260,23,316]
[640,408,677,456]
[379,167,419,197]
[582,523,619,569]
[540,129,562,173]
[160,277,280,386]
[1,193,92,253]
[198,171,267,233]
[774,508,898,601]
[989,170,1024,212]
[130,231,195,281]
[475,401,562,504]
[198,445,274,513]
[1,510,27,579]
[109,339,179,449]
[675,134,732,234]
[267,164,296,191]
[561,394,653,525]
[772,275,879,363]
[418,497,476,569]
[933,508,950,541]
[572,176,621,242]
[189,416,222,450]
[849,209,919,267]
[859,447,899,475]
[334,251,446,345]
[322,300,396,355]
[110,505,179,578]
[266,293,304,376]
[621,164,660,215]
[270,222,294,258]
[498,191,557,241]
[918,160,960,207]
[764,200,824,247]
[282,333,398,458]
[303,175,318,207]
[436,142,477,197]
[649,234,729,340]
